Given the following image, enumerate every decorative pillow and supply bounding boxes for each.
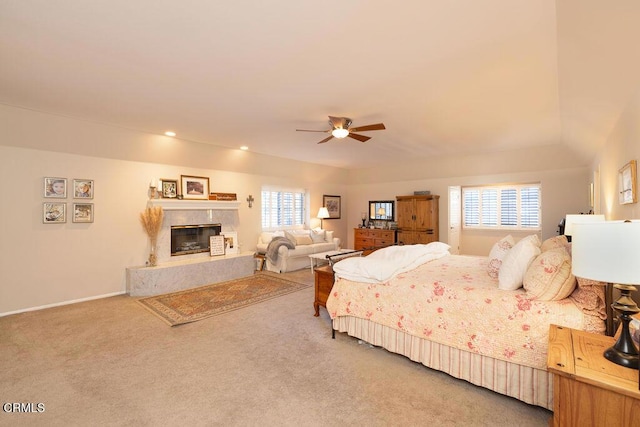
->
[541,235,570,253]
[523,248,576,300]
[569,277,607,334]
[325,230,334,243]
[310,229,326,243]
[260,232,274,245]
[284,231,297,247]
[498,238,541,290]
[520,234,542,248]
[487,235,515,279]
[294,234,313,245]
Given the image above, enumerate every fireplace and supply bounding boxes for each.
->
[171,224,222,256]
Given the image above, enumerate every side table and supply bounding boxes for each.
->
[547,324,640,427]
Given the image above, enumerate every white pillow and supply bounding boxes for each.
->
[498,238,541,290]
[260,232,274,245]
[310,229,326,243]
[284,231,297,246]
[487,235,515,279]
[325,230,334,243]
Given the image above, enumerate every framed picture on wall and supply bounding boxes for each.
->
[43,202,66,223]
[73,179,94,199]
[180,175,209,200]
[619,160,637,205]
[44,177,67,198]
[323,195,341,219]
[72,203,94,223]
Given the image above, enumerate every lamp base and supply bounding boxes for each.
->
[605,284,640,370]
[604,345,639,369]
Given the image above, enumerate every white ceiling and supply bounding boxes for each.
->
[1,1,639,169]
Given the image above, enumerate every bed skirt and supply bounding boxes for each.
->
[332,316,553,410]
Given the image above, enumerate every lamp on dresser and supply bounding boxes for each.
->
[572,220,640,369]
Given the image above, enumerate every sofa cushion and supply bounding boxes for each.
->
[294,234,313,245]
[310,229,326,243]
[325,230,334,243]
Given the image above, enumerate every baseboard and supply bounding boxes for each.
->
[0,291,127,317]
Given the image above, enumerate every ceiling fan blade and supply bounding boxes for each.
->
[349,123,386,133]
[296,129,330,133]
[347,133,371,142]
[317,135,334,144]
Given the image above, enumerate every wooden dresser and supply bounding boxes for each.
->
[396,195,439,245]
[354,228,396,255]
[547,324,640,427]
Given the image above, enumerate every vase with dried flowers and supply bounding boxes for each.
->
[139,206,164,266]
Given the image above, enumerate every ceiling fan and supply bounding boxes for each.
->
[296,116,386,144]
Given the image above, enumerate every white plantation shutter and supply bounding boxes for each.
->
[261,187,306,229]
[463,184,541,230]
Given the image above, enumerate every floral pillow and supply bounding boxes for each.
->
[487,235,515,279]
[523,248,576,300]
[541,235,570,253]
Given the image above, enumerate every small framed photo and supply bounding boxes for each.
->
[323,195,341,219]
[619,160,637,205]
[73,179,94,199]
[43,202,66,223]
[180,175,209,200]
[73,203,94,223]
[160,179,178,198]
[44,177,67,198]
[209,235,225,256]
[221,231,238,254]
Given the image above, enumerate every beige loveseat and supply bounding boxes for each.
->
[256,229,340,273]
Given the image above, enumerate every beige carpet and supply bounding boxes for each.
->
[0,269,552,426]
[137,273,309,326]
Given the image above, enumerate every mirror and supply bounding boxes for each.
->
[369,200,394,221]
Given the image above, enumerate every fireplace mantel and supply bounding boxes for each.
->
[147,199,240,210]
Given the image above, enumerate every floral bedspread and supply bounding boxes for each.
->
[327,254,589,369]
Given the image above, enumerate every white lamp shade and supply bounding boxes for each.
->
[564,214,605,236]
[572,221,640,285]
[317,207,330,219]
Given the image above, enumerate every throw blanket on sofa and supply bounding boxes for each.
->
[266,236,295,264]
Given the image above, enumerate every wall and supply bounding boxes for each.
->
[593,89,640,220]
[346,146,590,255]
[0,105,349,314]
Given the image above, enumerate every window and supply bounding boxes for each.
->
[462,184,541,230]
[261,187,306,230]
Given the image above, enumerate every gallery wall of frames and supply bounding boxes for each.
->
[43,177,94,224]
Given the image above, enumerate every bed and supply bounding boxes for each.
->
[326,236,607,409]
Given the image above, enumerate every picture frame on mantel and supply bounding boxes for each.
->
[323,195,341,219]
[180,175,209,200]
[221,231,239,255]
[618,160,637,205]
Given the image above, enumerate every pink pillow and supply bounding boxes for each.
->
[487,235,515,279]
[541,235,570,253]
[523,248,576,300]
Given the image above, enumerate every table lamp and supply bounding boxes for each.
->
[317,207,330,229]
[564,214,605,241]
[361,212,367,228]
[572,220,640,369]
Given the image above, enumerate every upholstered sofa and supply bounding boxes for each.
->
[256,229,340,273]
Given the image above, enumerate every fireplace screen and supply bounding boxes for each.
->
[171,224,222,256]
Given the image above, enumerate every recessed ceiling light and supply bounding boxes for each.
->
[240,146,249,151]
[164,131,176,137]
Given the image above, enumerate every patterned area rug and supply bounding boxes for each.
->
[137,273,310,326]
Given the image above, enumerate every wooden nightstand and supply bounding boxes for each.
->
[547,324,640,427]
[313,265,334,317]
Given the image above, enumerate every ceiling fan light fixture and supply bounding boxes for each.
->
[332,128,349,139]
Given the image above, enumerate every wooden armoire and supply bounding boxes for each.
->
[395,195,439,245]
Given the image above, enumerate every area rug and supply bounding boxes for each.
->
[137,273,310,326]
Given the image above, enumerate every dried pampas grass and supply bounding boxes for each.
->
[140,206,164,266]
